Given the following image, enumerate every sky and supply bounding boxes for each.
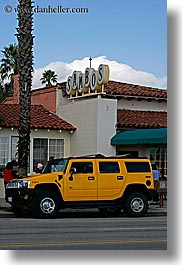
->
[0,0,167,88]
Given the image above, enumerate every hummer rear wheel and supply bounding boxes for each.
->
[124,192,148,217]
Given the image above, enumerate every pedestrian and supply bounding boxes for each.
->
[151,163,161,203]
[35,163,43,174]
[4,162,14,200]
[152,163,161,180]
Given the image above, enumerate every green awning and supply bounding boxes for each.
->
[111,128,167,145]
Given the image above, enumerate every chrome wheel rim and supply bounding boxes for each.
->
[130,197,144,213]
[40,197,55,214]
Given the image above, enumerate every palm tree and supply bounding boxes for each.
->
[17,0,34,177]
[0,44,18,80]
[0,79,12,102]
[0,44,18,92]
[40,70,58,87]
[0,80,4,102]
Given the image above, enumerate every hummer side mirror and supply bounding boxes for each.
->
[70,167,76,174]
[69,167,76,181]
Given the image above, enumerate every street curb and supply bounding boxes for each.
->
[0,212,14,218]
[0,208,14,218]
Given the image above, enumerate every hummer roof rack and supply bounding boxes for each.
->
[65,154,148,159]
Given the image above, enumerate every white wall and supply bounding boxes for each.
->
[56,87,69,114]
[97,99,117,155]
[116,145,149,157]
[58,99,97,155]
[58,97,117,156]
[0,178,5,198]
[117,98,167,111]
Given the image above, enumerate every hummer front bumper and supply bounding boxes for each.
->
[5,180,34,206]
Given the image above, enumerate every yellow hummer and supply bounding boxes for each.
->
[5,155,156,218]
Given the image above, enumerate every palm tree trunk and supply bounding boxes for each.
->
[17,0,34,177]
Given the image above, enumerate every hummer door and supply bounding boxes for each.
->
[64,160,97,201]
[97,160,125,200]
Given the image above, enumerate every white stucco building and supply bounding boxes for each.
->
[0,71,167,176]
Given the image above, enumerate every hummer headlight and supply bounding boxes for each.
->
[6,180,30,189]
[19,180,30,188]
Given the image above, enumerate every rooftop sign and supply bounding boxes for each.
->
[66,64,110,96]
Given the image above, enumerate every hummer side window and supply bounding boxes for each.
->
[99,162,120,173]
[125,162,151,172]
[71,162,93,174]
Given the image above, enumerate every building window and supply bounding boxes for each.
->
[11,136,18,161]
[49,139,64,158]
[0,136,9,165]
[33,138,64,172]
[150,146,167,176]
[33,139,48,172]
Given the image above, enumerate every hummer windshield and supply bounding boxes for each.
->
[42,158,68,174]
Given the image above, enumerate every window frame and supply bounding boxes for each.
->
[0,136,9,165]
[149,146,167,175]
[33,138,65,172]
[11,136,19,161]
[49,139,64,158]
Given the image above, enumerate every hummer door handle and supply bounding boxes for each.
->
[117,176,124,180]
[88,176,95,180]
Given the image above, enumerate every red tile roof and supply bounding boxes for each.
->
[0,104,76,131]
[60,80,167,99]
[104,81,167,98]
[117,109,167,129]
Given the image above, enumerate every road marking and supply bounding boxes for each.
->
[36,217,167,224]
[98,226,167,231]
[0,238,167,248]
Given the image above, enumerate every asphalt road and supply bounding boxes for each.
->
[0,211,167,250]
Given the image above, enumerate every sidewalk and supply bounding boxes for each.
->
[0,198,167,218]
[0,198,14,217]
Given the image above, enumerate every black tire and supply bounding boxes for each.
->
[124,192,148,217]
[32,191,60,218]
[99,207,121,217]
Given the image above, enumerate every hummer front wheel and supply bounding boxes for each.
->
[32,191,60,218]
